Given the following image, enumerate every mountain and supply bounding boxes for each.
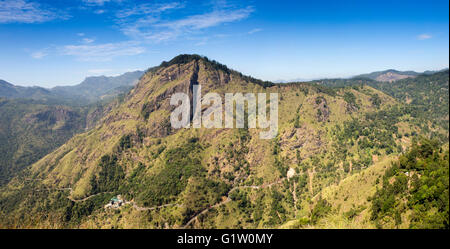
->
[274,69,446,84]
[354,69,420,82]
[0,70,144,104]
[0,80,15,96]
[0,79,58,101]
[0,55,447,229]
[51,70,144,103]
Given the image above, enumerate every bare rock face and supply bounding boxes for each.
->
[315,96,330,122]
[280,126,324,162]
[345,101,359,114]
[375,72,416,82]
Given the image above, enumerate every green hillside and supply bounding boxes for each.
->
[0,55,447,229]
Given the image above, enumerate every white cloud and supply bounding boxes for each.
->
[116,2,183,18]
[94,9,105,14]
[82,0,119,6]
[0,0,67,23]
[417,34,432,40]
[61,41,145,61]
[81,38,95,44]
[118,5,254,42]
[31,51,47,59]
[77,32,85,36]
[156,7,253,30]
[248,28,262,34]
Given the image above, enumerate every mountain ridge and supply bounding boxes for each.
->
[0,71,144,104]
[274,68,447,84]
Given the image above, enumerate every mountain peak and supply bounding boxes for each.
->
[145,54,274,88]
[153,54,230,74]
[354,69,419,82]
[160,54,206,67]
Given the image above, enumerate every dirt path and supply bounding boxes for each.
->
[125,201,180,211]
[40,186,113,203]
[183,197,231,228]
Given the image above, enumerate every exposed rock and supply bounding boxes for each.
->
[315,96,330,122]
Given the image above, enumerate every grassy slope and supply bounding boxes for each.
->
[280,155,395,228]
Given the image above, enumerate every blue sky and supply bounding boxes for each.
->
[0,0,448,87]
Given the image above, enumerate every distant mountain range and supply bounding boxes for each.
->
[275,68,447,84]
[0,79,56,100]
[52,71,144,102]
[0,70,144,104]
[352,69,444,82]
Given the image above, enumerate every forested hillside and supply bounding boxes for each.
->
[0,97,120,186]
[370,139,448,229]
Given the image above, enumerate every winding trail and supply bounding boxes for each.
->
[125,201,181,211]
[43,185,179,211]
[183,197,231,228]
[37,186,114,203]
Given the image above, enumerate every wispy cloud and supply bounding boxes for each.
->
[114,2,185,42]
[156,7,253,30]
[94,9,105,14]
[116,2,184,18]
[82,0,120,6]
[0,0,68,23]
[26,1,254,62]
[118,4,254,42]
[417,34,432,40]
[81,38,95,44]
[248,28,262,34]
[31,50,47,59]
[61,41,145,61]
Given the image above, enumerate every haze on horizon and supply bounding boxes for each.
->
[0,0,448,87]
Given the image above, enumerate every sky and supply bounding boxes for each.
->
[0,0,448,87]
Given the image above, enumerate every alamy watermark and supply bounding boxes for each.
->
[170,85,278,139]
